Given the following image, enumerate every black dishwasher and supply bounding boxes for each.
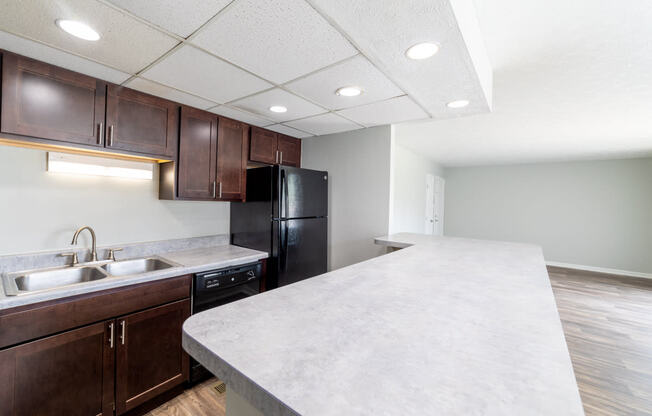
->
[190,261,263,383]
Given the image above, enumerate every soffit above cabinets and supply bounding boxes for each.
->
[0,0,492,137]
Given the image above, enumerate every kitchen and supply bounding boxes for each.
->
[1,1,651,416]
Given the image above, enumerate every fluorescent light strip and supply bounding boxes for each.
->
[47,152,154,180]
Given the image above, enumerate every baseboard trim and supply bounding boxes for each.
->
[546,261,652,280]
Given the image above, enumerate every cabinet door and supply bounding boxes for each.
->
[177,107,217,200]
[277,134,301,167]
[0,320,115,416]
[217,117,248,201]
[105,85,178,158]
[1,52,105,147]
[249,126,278,164]
[115,299,190,415]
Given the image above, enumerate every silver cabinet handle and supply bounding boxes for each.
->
[275,150,279,164]
[219,182,223,199]
[212,181,216,198]
[109,322,115,348]
[108,125,114,146]
[98,122,103,145]
[280,151,283,165]
[119,320,126,345]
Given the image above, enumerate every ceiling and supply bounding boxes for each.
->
[396,0,652,166]
[0,0,491,138]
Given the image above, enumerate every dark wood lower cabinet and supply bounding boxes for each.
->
[0,276,191,416]
[116,299,190,414]
[0,320,115,416]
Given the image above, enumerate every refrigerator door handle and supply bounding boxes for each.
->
[280,221,288,272]
[280,168,289,219]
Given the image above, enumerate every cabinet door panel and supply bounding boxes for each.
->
[1,52,105,146]
[0,320,115,416]
[177,107,217,199]
[105,85,178,158]
[217,117,248,201]
[277,134,301,167]
[115,299,190,414]
[249,127,278,164]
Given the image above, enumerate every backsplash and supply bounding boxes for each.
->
[0,234,230,274]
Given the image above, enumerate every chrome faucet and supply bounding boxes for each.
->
[71,226,98,262]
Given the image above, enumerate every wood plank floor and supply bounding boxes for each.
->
[549,267,652,416]
[144,378,225,416]
[147,268,652,416]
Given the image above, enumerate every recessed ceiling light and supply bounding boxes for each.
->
[336,86,362,97]
[56,19,100,41]
[269,105,287,113]
[447,99,470,109]
[405,42,439,60]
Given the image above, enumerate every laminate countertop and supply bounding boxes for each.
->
[182,233,584,416]
[0,245,268,310]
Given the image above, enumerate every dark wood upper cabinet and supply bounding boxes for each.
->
[249,126,278,164]
[217,117,248,201]
[105,85,178,159]
[177,107,217,200]
[249,127,301,167]
[277,134,301,167]
[0,320,115,416]
[115,299,190,415]
[1,52,106,147]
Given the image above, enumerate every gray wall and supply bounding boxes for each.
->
[444,158,652,274]
[0,146,230,255]
[390,143,445,234]
[301,126,392,271]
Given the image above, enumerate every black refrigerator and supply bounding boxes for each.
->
[230,165,328,289]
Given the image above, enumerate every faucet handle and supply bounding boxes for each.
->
[107,248,123,261]
[60,252,79,266]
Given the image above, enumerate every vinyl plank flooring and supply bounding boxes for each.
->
[549,268,652,416]
[144,378,226,416]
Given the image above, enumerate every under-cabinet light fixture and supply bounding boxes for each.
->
[47,152,154,180]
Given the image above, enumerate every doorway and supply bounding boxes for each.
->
[425,174,445,235]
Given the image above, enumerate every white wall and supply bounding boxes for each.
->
[0,146,230,255]
[444,158,652,274]
[389,143,444,234]
[301,126,392,271]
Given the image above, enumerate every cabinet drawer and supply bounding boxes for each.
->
[0,275,191,349]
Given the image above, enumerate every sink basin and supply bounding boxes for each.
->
[4,266,108,295]
[101,258,175,277]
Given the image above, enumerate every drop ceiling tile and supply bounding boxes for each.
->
[191,0,357,83]
[285,55,404,110]
[231,88,326,123]
[105,0,232,38]
[0,30,130,84]
[0,0,178,73]
[285,113,361,136]
[141,45,272,104]
[125,77,217,110]
[309,0,492,116]
[337,96,428,127]
[266,124,313,139]
[208,106,276,127]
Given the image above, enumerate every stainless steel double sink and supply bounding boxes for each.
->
[2,257,179,296]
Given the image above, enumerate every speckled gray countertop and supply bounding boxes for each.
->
[183,233,584,416]
[0,244,267,311]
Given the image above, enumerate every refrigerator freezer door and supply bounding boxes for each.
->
[276,217,327,287]
[274,166,328,219]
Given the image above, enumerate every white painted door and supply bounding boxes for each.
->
[425,174,435,234]
[434,176,445,236]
